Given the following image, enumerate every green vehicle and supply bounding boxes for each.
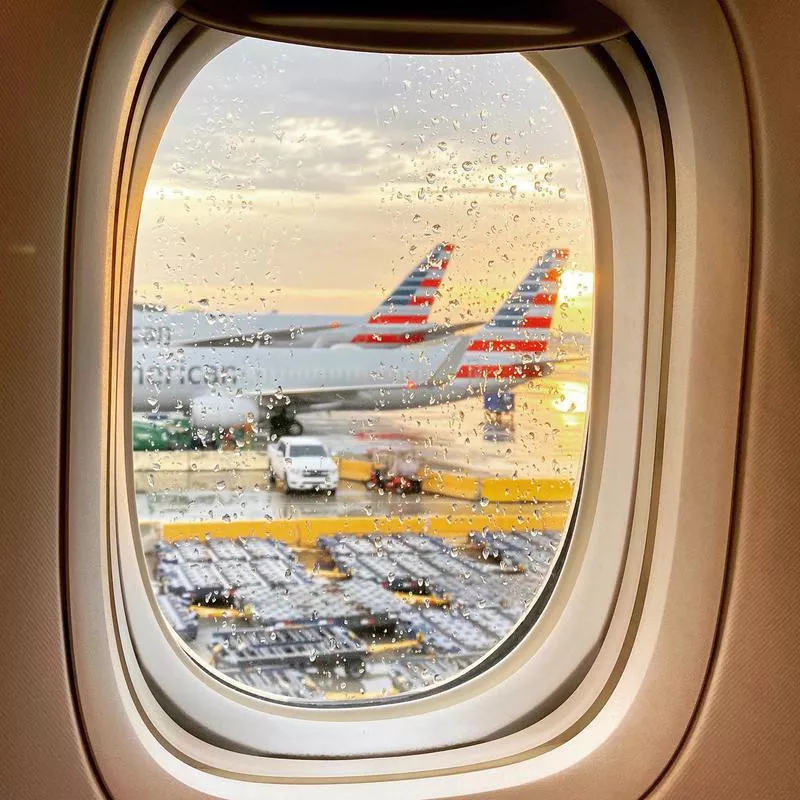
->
[132,416,194,451]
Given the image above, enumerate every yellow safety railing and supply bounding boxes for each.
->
[159,509,568,544]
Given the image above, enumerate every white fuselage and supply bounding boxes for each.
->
[132,307,364,349]
[131,337,489,417]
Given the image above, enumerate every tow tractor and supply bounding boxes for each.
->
[366,449,423,494]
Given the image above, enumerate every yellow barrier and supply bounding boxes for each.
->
[160,509,569,544]
[420,468,573,504]
[480,478,574,503]
[160,518,299,543]
[335,457,374,482]
[135,450,573,503]
[422,469,480,501]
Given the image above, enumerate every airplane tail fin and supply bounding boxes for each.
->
[350,243,454,345]
[451,248,568,386]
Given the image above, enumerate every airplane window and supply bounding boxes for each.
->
[133,38,593,703]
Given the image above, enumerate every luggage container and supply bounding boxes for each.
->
[469,531,556,573]
[252,558,312,587]
[207,538,250,562]
[220,666,324,700]
[159,561,230,604]
[236,580,406,634]
[155,594,199,641]
[389,654,477,693]
[340,578,411,617]
[403,534,452,555]
[211,624,367,678]
[173,538,214,563]
[432,573,536,614]
[412,608,497,655]
[236,584,363,628]
[215,560,265,589]
[466,605,520,641]
[154,540,180,564]
[239,536,294,562]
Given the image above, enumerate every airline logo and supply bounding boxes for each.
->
[455,248,568,383]
[351,243,454,345]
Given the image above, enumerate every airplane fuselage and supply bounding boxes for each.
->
[131,337,490,416]
[132,308,363,348]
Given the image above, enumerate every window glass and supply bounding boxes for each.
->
[287,444,327,457]
[134,39,593,702]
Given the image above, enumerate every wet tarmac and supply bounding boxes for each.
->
[318,360,590,478]
[139,363,587,700]
[135,362,587,524]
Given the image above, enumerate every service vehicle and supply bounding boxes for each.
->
[267,436,339,494]
[131,415,193,451]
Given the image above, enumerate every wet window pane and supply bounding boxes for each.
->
[134,40,593,702]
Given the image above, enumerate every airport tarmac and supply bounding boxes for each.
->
[135,362,588,525]
[277,361,589,479]
[136,482,564,524]
[138,365,586,700]
[154,527,563,701]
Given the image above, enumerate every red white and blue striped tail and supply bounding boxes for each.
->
[454,248,568,385]
[350,243,454,345]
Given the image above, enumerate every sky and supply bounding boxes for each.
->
[135,39,593,333]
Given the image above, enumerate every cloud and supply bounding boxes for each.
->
[136,40,594,326]
[145,41,584,198]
